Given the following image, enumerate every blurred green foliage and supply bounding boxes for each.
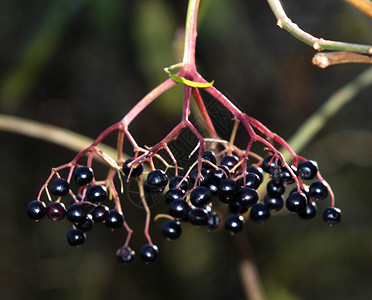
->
[1,0,372,299]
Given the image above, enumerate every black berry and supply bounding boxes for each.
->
[67,228,86,246]
[144,170,168,194]
[27,200,46,220]
[208,167,228,184]
[246,166,264,182]
[164,188,185,205]
[225,215,244,233]
[266,179,285,197]
[286,192,307,213]
[73,166,94,186]
[237,187,258,207]
[189,168,209,187]
[46,201,67,221]
[323,207,341,225]
[49,178,70,196]
[169,176,189,191]
[236,172,261,190]
[309,181,329,200]
[123,158,144,178]
[190,186,212,208]
[75,214,94,232]
[161,220,182,239]
[116,246,135,263]
[297,160,318,180]
[263,194,284,212]
[220,155,239,170]
[298,202,317,219]
[86,185,107,203]
[229,202,249,214]
[90,205,109,222]
[140,244,158,263]
[201,150,217,169]
[218,179,238,204]
[66,203,87,223]
[207,212,220,230]
[105,210,124,229]
[168,199,190,219]
[188,208,209,226]
[250,203,270,223]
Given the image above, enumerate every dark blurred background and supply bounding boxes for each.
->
[1,0,372,299]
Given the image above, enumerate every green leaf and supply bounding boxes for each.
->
[165,68,214,88]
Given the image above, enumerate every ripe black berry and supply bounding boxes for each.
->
[164,188,185,205]
[236,172,261,190]
[67,228,86,246]
[246,166,264,182]
[323,207,341,225]
[266,179,285,197]
[168,176,189,191]
[86,184,107,203]
[27,200,46,220]
[75,214,94,232]
[123,158,144,178]
[90,205,109,222]
[116,246,135,263]
[201,150,217,169]
[161,220,182,239]
[73,166,94,186]
[144,170,168,194]
[298,202,317,219]
[261,155,281,174]
[207,211,220,230]
[208,167,228,184]
[229,202,249,214]
[250,203,270,223]
[263,194,284,212]
[237,187,258,207]
[218,179,238,204]
[290,186,310,199]
[189,168,209,186]
[105,210,124,229]
[140,244,158,263]
[190,186,212,208]
[297,160,318,180]
[46,201,67,221]
[220,155,239,170]
[280,165,297,184]
[49,178,70,196]
[286,192,307,213]
[168,199,190,219]
[66,203,87,223]
[309,181,329,200]
[225,215,244,233]
[188,208,209,226]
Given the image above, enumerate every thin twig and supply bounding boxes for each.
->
[313,51,372,68]
[267,0,372,54]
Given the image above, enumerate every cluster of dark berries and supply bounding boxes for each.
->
[27,166,125,247]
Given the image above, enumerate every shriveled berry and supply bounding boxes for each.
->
[90,205,109,222]
[218,179,238,204]
[298,202,317,219]
[266,179,285,197]
[297,160,318,180]
[250,203,270,223]
[190,186,211,208]
[225,215,244,233]
[237,187,258,207]
[86,185,107,203]
[168,199,190,219]
[27,200,46,220]
[220,155,239,170]
[323,207,341,225]
[66,203,87,223]
[309,181,329,200]
[188,208,209,226]
[73,166,94,186]
[46,202,67,221]
[116,246,135,263]
[207,211,220,230]
[50,178,70,196]
[164,188,185,205]
[144,170,168,194]
[140,244,158,263]
[161,220,182,239]
[286,192,307,213]
[105,210,124,229]
[123,158,143,177]
[67,228,86,246]
[263,194,284,212]
[168,176,189,191]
